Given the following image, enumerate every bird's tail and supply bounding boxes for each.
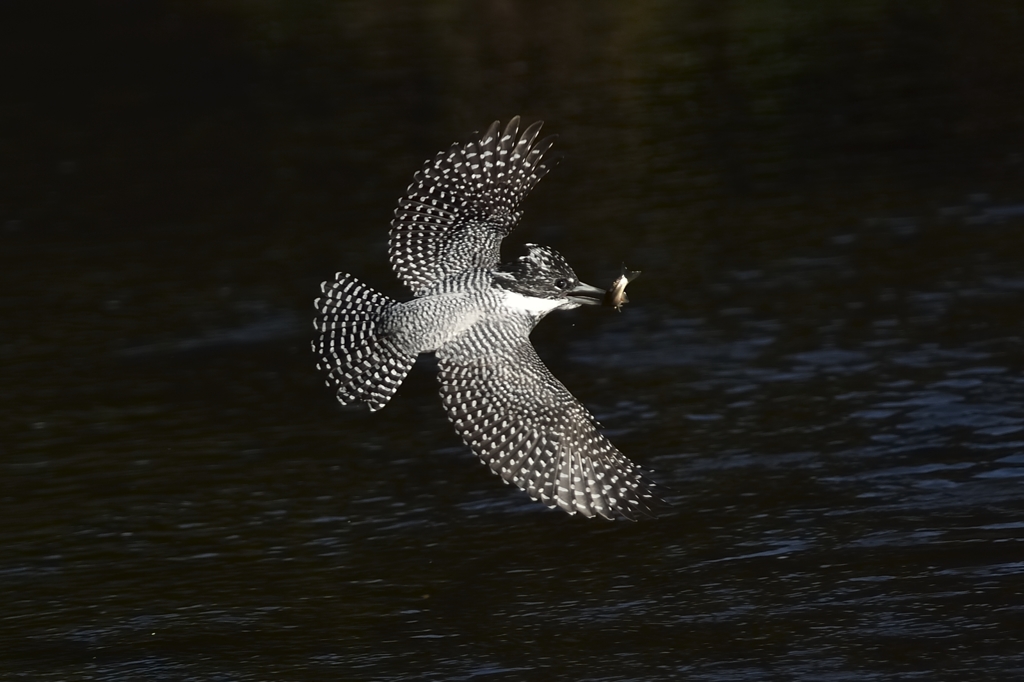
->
[313,272,416,412]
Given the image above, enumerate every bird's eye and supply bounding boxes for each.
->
[554,278,570,290]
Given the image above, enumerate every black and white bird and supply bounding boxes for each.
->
[313,117,662,519]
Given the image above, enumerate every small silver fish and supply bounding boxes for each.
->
[603,267,641,311]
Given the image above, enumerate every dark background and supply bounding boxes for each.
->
[2,1,1024,679]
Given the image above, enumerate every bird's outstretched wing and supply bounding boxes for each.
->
[435,325,662,520]
[389,117,558,296]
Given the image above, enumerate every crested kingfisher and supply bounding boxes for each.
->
[313,117,661,519]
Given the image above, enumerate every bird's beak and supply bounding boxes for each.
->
[566,281,606,306]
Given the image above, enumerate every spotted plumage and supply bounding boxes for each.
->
[313,273,417,412]
[436,325,656,520]
[389,118,557,295]
[313,117,663,519]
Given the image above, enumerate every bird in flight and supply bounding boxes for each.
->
[313,117,661,519]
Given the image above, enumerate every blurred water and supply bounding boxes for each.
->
[3,1,1024,680]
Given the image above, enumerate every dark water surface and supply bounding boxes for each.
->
[3,1,1024,679]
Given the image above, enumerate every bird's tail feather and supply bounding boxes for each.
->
[313,272,416,411]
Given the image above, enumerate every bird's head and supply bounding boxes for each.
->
[494,244,606,314]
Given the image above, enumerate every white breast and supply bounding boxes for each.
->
[500,289,565,314]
